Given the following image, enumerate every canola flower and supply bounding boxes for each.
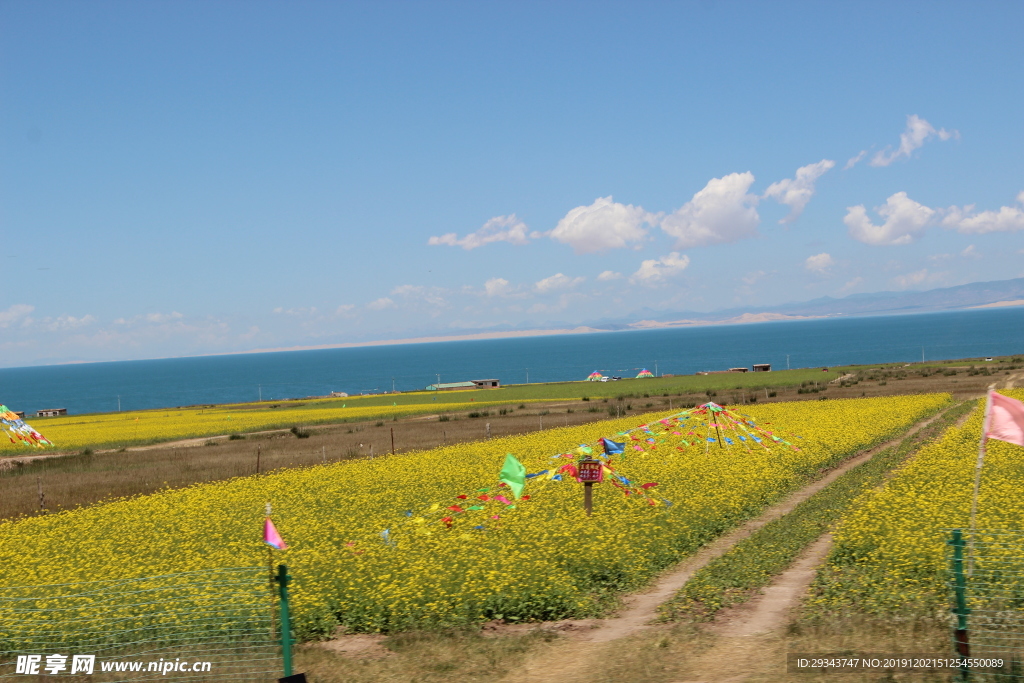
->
[0,397,552,454]
[811,389,1024,614]
[0,395,948,648]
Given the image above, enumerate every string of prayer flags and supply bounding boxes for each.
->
[0,405,52,448]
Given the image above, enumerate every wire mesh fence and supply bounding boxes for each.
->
[0,566,281,681]
[948,529,1024,680]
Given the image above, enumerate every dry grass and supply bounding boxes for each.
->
[294,628,563,683]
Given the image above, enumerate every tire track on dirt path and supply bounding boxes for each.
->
[672,534,835,682]
[503,406,955,683]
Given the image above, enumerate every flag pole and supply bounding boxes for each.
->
[968,388,996,575]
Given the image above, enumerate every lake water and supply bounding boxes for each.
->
[1,307,1022,416]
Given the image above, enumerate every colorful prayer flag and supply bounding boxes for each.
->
[499,453,527,500]
[986,391,1024,447]
[263,517,288,550]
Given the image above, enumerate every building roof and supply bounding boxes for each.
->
[425,381,477,390]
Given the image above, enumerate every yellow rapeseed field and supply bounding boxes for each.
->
[811,389,1024,614]
[0,395,948,646]
[0,397,550,454]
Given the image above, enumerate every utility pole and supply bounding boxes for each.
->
[258,385,262,402]
[922,346,925,363]
[786,355,790,371]
[655,361,658,377]
[117,395,121,412]
[392,377,396,393]
[526,368,529,384]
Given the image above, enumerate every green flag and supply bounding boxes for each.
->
[499,453,526,500]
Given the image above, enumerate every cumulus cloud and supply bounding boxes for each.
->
[844,192,935,245]
[534,273,585,294]
[334,304,356,316]
[597,270,623,282]
[941,191,1024,234]
[428,214,532,250]
[805,253,835,275]
[871,115,958,167]
[484,277,512,297]
[367,297,395,310]
[549,196,657,253]
[660,172,760,249]
[0,304,34,327]
[630,252,691,286]
[961,244,982,259]
[763,160,835,223]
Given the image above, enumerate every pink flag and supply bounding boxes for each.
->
[263,517,288,550]
[986,391,1024,447]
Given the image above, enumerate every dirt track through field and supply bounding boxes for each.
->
[500,407,955,683]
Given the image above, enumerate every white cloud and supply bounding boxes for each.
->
[741,270,767,285]
[844,192,935,245]
[549,196,656,253]
[941,191,1024,234]
[534,273,585,294]
[660,172,760,249]
[428,214,532,250]
[871,115,958,167]
[272,307,316,316]
[390,285,447,307]
[334,304,356,316]
[763,160,835,223]
[630,252,691,286]
[0,304,33,327]
[839,276,863,293]
[805,253,835,275]
[484,277,512,297]
[892,268,931,289]
[844,150,867,170]
[367,297,395,310]
[961,244,982,259]
[43,314,96,332]
[597,270,623,282]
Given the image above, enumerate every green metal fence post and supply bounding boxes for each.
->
[275,564,294,678]
[949,529,971,681]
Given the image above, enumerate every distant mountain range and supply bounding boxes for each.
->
[588,277,1024,331]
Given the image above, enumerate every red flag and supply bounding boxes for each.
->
[987,391,1024,447]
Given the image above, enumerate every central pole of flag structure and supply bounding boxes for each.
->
[275,564,294,678]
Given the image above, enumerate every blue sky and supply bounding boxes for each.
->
[2,1,1023,366]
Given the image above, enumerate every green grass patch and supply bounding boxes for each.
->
[657,398,973,623]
